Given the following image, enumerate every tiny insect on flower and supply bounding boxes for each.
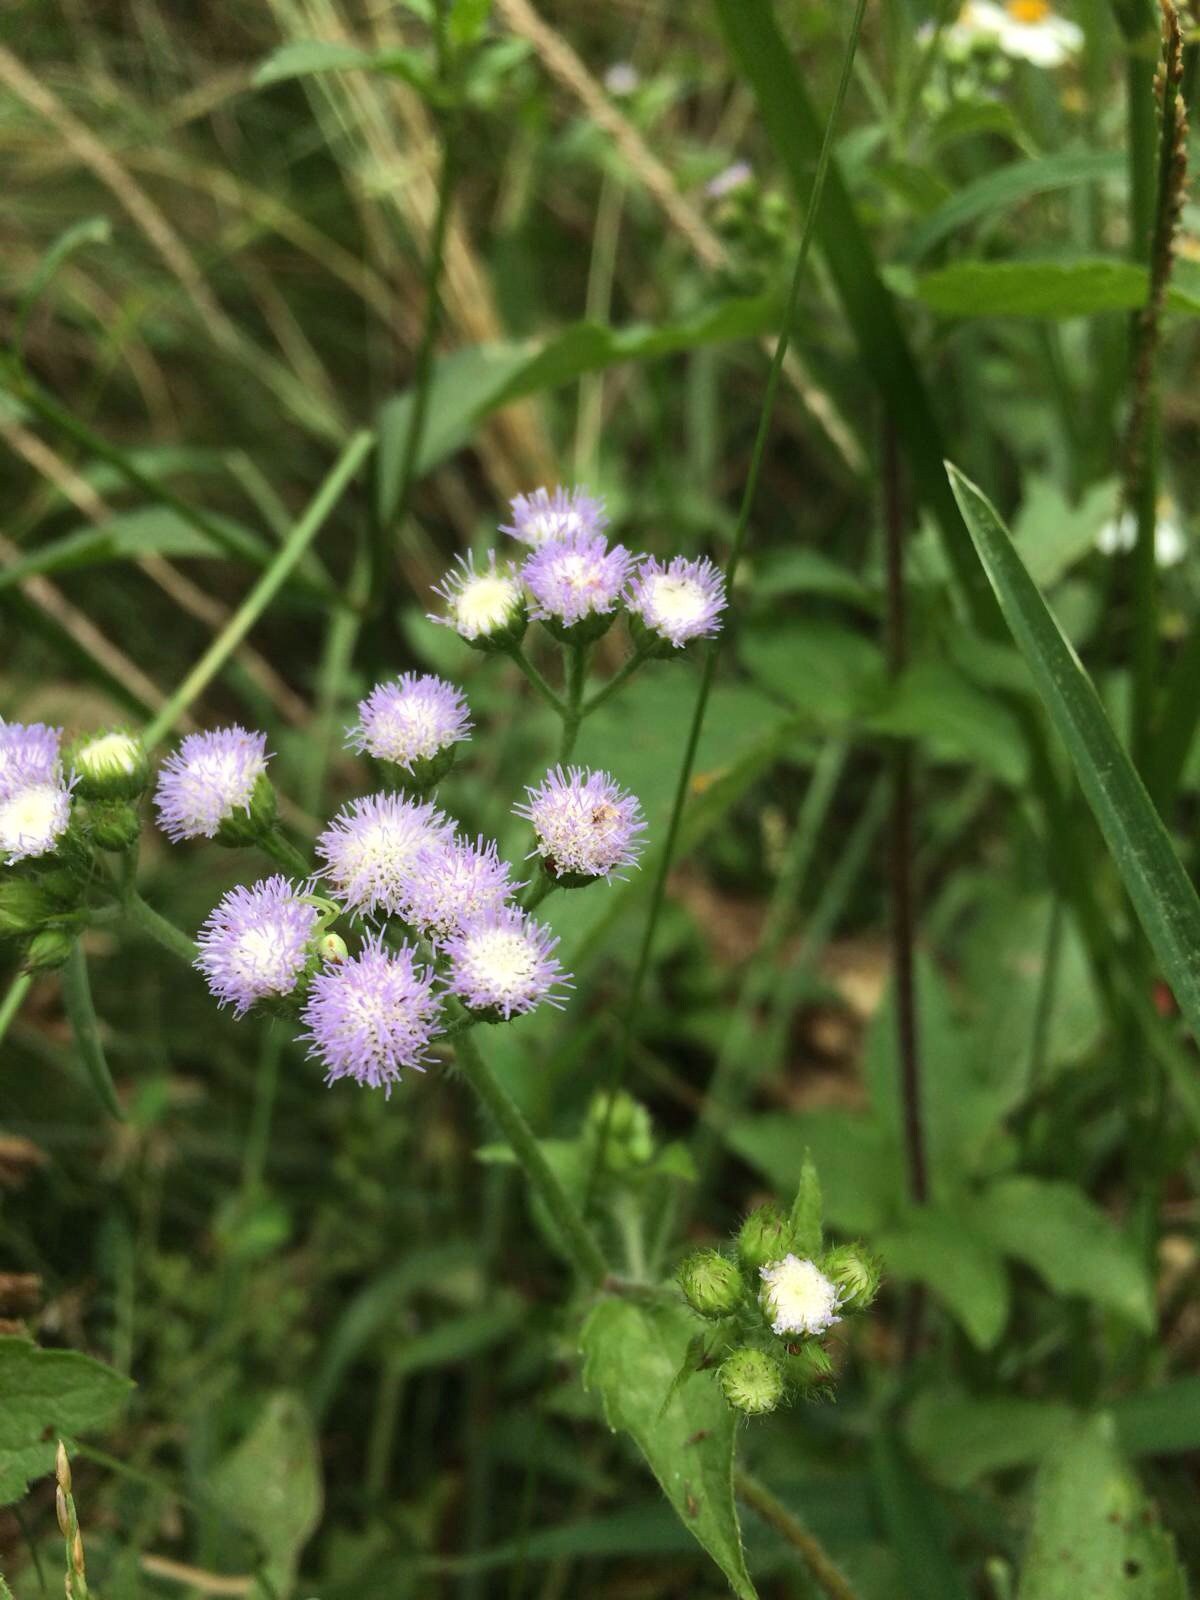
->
[502,485,608,549]
[759,1254,842,1339]
[154,727,271,842]
[301,935,441,1093]
[195,876,321,1017]
[516,766,645,881]
[443,904,569,1018]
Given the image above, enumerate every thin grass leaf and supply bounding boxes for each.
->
[947,464,1200,1051]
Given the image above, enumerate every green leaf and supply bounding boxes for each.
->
[914,257,1200,318]
[580,1298,757,1599]
[865,659,1028,784]
[907,1389,1077,1489]
[209,1393,322,1598]
[1011,477,1119,588]
[1018,1416,1187,1600]
[968,1177,1153,1329]
[0,508,272,593]
[739,620,884,727]
[375,294,781,523]
[788,1153,823,1256]
[900,152,1125,262]
[871,1428,970,1600]
[727,1110,900,1235]
[1114,1378,1200,1458]
[877,1209,1009,1350]
[948,464,1200,1059]
[252,39,430,90]
[0,1336,132,1506]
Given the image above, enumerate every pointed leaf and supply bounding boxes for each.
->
[581,1298,757,1599]
[0,1336,132,1506]
[788,1153,823,1256]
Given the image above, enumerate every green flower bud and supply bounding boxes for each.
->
[86,801,141,853]
[215,773,277,847]
[718,1347,784,1416]
[678,1249,743,1320]
[821,1244,883,1312]
[68,730,149,801]
[585,1090,654,1171]
[737,1203,792,1273]
[0,878,61,939]
[783,1340,835,1394]
[23,927,77,973]
[395,745,457,793]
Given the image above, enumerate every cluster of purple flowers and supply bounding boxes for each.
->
[430,483,727,650]
[0,718,74,865]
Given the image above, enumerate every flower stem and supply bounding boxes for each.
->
[0,970,32,1048]
[453,1029,607,1286]
[260,826,312,879]
[126,893,197,965]
[580,644,651,717]
[558,643,588,761]
[734,1469,862,1600]
[506,644,567,716]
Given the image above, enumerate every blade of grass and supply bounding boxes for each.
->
[948,463,1200,1051]
[141,430,373,749]
[586,0,870,1198]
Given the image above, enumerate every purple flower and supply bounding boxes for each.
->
[401,834,518,942]
[429,552,525,642]
[348,674,472,771]
[444,906,569,1018]
[625,555,727,647]
[154,726,269,842]
[503,486,608,549]
[515,765,646,880]
[0,777,73,864]
[195,876,320,1016]
[0,719,62,800]
[316,791,451,919]
[301,935,441,1092]
[523,534,633,627]
[706,160,753,199]
[604,61,640,97]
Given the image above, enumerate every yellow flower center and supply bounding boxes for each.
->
[1006,0,1051,22]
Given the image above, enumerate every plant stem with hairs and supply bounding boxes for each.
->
[734,1469,862,1600]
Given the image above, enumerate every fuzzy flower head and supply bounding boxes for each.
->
[523,533,633,636]
[348,674,472,778]
[195,876,320,1017]
[443,905,569,1019]
[937,1,1082,66]
[759,1255,842,1338]
[626,555,727,649]
[317,791,451,919]
[301,935,440,1093]
[429,551,526,645]
[503,486,608,549]
[400,834,517,943]
[516,765,645,882]
[0,719,62,800]
[154,727,270,842]
[0,779,73,865]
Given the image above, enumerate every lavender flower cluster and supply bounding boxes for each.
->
[431,485,727,652]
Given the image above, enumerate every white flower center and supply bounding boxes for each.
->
[231,925,296,992]
[78,732,140,777]
[468,929,537,997]
[0,783,67,855]
[457,574,520,634]
[648,574,707,628]
[760,1255,841,1337]
[346,821,423,879]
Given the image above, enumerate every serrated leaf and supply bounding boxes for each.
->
[968,1177,1153,1330]
[209,1392,322,1598]
[948,465,1200,1072]
[1018,1416,1188,1599]
[580,1298,757,1599]
[0,1336,132,1506]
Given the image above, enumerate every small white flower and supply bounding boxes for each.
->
[938,1,1082,67]
[429,553,525,643]
[76,732,141,780]
[1096,502,1187,569]
[759,1255,842,1338]
[604,62,639,97]
[0,781,72,864]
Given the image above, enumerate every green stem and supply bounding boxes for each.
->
[734,1469,862,1600]
[242,1025,284,1195]
[61,943,124,1120]
[260,827,312,879]
[141,430,374,749]
[505,644,567,717]
[453,1029,607,1286]
[0,970,32,1047]
[126,893,197,965]
[558,644,588,761]
[580,645,652,717]
[518,874,556,915]
[587,0,870,1196]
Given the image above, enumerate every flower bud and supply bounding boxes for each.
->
[23,928,77,973]
[56,1484,70,1537]
[821,1244,883,1312]
[678,1248,743,1320]
[68,730,149,801]
[86,801,141,853]
[736,1203,791,1273]
[718,1347,784,1416]
[214,772,277,847]
[585,1090,654,1171]
[784,1339,835,1393]
[55,1439,72,1493]
[0,878,60,939]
